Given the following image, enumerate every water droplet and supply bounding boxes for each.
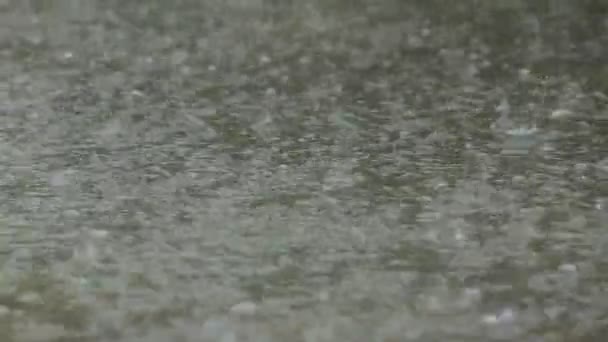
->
[482,314,499,325]
[230,301,257,316]
[558,263,577,273]
[17,292,42,305]
[550,108,574,119]
[0,305,10,318]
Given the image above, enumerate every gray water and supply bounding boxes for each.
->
[1,1,607,341]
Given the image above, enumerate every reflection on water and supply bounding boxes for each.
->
[1,0,607,341]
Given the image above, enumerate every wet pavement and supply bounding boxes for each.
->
[1,1,608,341]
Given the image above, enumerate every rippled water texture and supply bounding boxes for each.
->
[1,0,608,341]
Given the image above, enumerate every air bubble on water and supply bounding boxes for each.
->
[550,108,574,119]
[230,301,257,317]
[463,287,482,302]
[87,228,110,240]
[518,68,532,80]
[544,306,566,321]
[454,228,466,243]
[265,87,276,96]
[130,89,145,97]
[417,210,441,223]
[63,209,80,218]
[541,142,555,152]
[558,263,577,273]
[595,198,605,210]
[506,126,538,136]
[497,308,516,323]
[482,314,499,325]
[318,290,330,302]
[482,308,516,325]
[259,54,271,64]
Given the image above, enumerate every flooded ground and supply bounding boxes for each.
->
[1,0,608,341]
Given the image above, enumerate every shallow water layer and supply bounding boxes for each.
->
[1,1,608,341]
